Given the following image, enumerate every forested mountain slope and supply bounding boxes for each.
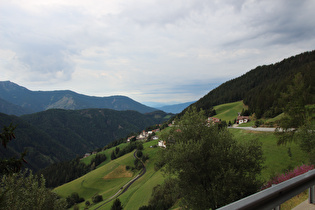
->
[0,81,157,115]
[0,97,32,116]
[187,50,315,118]
[0,108,170,171]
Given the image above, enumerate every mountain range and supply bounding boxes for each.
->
[1,50,314,172]
[0,109,171,171]
[0,81,158,116]
[155,101,196,114]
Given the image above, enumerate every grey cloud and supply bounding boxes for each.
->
[237,0,315,47]
[1,0,315,104]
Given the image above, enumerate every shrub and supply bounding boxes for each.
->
[111,198,123,210]
[136,150,143,158]
[262,164,315,190]
[142,154,149,163]
[92,194,103,203]
[66,192,85,208]
[85,200,91,206]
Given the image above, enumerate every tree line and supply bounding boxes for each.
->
[183,50,315,119]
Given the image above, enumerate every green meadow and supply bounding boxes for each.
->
[54,102,311,209]
[229,129,309,182]
[212,101,246,122]
[54,140,165,210]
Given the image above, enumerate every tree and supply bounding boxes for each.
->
[92,194,103,203]
[0,123,27,175]
[136,150,143,158]
[66,192,85,208]
[111,198,123,210]
[137,143,144,151]
[160,107,264,209]
[146,178,180,210]
[115,146,120,155]
[276,73,315,162]
[0,124,66,209]
[0,169,67,209]
[111,150,116,160]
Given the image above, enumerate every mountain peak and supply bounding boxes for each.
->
[0,81,29,92]
[0,81,157,115]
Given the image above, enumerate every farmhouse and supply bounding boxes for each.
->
[208,117,221,124]
[158,140,166,148]
[83,153,91,158]
[237,116,250,124]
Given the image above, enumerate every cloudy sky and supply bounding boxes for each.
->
[1,0,315,106]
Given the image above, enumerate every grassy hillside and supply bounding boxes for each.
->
[185,50,315,119]
[212,101,246,122]
[52,100,312,209]
[229,129,309,181]
[54,140,165,209]
[53,127,310,209]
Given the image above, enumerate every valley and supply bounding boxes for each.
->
[1,50,314,209]
[53,121,309,209]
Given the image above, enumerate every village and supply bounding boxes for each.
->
[82,113,251,159]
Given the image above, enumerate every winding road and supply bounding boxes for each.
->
[94,150,146,209]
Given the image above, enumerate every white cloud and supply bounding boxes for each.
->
[1,0,315,104]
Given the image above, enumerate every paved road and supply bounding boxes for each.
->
[230,126,277,132]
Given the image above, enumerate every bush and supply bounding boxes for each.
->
[262,164,315,190]
[142,154,149,163]
[134,158,143,170]
[66,192,85,208]
[92,194,103,203]
[111,198,123,210]
[137,143,144,151]
[136,150,143,158]
[255,120,263,127]
[85,200,91,206]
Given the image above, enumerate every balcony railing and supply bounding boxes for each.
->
[217,169,315,210]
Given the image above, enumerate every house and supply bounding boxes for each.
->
[237,116,250,124]
[153,136,159,140]
[127,136,135,142]
[208,117,221,124]
[83,153,91,158]
[158,140,166,148]
[138,130,148,140]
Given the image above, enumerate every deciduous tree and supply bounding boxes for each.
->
[160,107,264,209]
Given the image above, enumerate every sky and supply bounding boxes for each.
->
[1,0,315,106]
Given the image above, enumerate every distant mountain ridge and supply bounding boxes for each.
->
[0,108,171,171]
[0,81,157,115]
[156,101,196,114]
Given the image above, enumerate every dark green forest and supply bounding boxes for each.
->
[0,108,171,171]
[187,50,315,118]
